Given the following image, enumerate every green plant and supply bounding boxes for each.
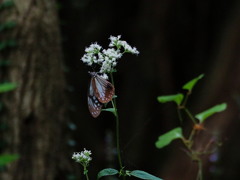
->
[72,35,162,180]
[0,0,19,172]
[155,74,227,180]
[0,83,19,169]
[0,0,16,67]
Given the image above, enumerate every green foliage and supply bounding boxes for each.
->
[0,40,17,51]
[0,21,16,32]
[0,1,14,10]
[155,74,227,180]
[97,169,163,180]
[0,154,19,166]
[0,60,10,66]
[195,103,227,123]
[101,108,116,116]
[155,127,183,149]
[0,82,17,93]
[97,168,119,179]
[0,123,7,131]
[112,95,117,99]
[130,170,163,180]
[157,93,184,106]
[182,74,204,91]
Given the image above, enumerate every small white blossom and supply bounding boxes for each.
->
[103,48,122,59]
[80,35,139,73]
[121,42,139,55]
[109,35,122,47]
[100,60,112,73]
[72,148,92,166]
[100,73,109,80]
[85,43,102,53]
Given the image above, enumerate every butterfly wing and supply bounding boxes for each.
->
[92,75,115,103]
[88,78,103,118]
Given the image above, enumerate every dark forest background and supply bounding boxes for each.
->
[1,0,240,179]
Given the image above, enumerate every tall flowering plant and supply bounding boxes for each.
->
[72,36,163,180]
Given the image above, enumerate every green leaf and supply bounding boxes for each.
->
[0,41,7,51]
[0,123,8,131]
[157,94,184,105]
[0,21,16,32]
[0,154,19,166]
[182,74,204,91]
[155,127,183,149]
[0,60,10,66]
[0,102,3,111]
[0,82,17,93]
[0,1,14,10]
[195,103,227,123]
[130,170,163,180]
[97,168,119,179]
[101,108,116,116]
[0,40,17,51]
[7,39,17,47]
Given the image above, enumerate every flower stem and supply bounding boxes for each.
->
[197,159,203,180]
[84,166,90,180]
[110,73,123,169]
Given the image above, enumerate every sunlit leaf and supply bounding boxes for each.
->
[155,127,183,149]
[182,74,204,91]
[0,83,17,93]
[157,94,184,105]
[97,168,119,179]
[130,170,163,180]
[0,154,19,166]
[195,103,227,123]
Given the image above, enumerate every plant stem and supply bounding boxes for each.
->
[110,73,123,169]
[197,159,203,180]
[84,166,90,180]
[177,108,183,123]
[188,128,196,143]
[184,108,197,124]
[182,90,191,107]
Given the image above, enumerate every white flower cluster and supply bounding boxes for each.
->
[80,35,139,73]
[109,35,139,54]
[72,148,92,166]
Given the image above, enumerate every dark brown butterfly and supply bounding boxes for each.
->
[88,72,115,118]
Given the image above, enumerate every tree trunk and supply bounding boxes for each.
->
[0,0,66,179]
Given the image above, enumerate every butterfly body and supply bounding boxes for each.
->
[88,72,115,118]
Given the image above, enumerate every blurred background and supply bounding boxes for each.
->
[1,0,240,179]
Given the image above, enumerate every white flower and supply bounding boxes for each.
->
[85,43,102,53]
[80,35,139,73]
[109,35,139,55]
[100,73,108,79]
[72,148,92,166]
[109,35,122,47]
[103,48,122,59]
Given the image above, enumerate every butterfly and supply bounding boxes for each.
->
[88,72,115,118]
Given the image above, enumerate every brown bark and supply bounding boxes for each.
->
[0,0,66,179]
